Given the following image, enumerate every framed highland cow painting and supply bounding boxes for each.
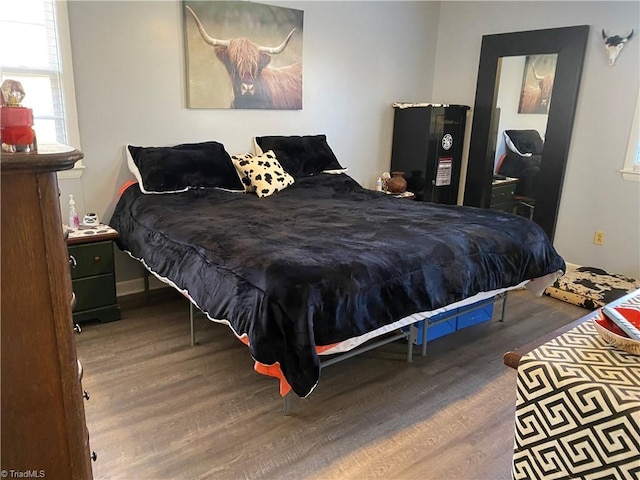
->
[518,54,557,114]
[183,1,304,109]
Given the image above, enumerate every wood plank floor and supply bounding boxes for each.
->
[77,288,587,480]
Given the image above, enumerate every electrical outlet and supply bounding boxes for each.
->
[593,230,605,246]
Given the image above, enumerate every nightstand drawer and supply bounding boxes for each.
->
[67,226,120,323]
[72,273,117,311]
[69,241,114,279]
[491,202,514,213]
[490,180,518,213]
[490,184,516,206]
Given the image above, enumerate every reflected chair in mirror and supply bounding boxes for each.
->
[495,130,542,219]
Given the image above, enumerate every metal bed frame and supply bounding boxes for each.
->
[144,271,510,413]
[170,269,509,415]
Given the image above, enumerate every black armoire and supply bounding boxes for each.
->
[390,104,469,204]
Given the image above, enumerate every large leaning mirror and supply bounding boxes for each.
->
[464,26,590,241]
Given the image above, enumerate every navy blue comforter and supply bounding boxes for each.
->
[110,174,565,396]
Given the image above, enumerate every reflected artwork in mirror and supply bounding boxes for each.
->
[464,26,589,241]
[517,54,557,115]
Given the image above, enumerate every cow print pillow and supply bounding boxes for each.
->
[230,152,257,193]
[231,151,294,198]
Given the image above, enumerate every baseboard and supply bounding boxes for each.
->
[116,273,188,311]
[565,262,581,272]
[116,276,167,298]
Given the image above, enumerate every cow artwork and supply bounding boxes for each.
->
[602,29,634,67]
[518,54,557,115]
[183,2,303,110]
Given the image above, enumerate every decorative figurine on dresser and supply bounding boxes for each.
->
[1,144,94,479]
[0,79,37,153]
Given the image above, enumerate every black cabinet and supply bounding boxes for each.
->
[390,104,469,204]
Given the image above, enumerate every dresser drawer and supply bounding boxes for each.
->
[72,273,117,311]
[69,241,114,279]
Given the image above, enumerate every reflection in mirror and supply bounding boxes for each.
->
[464,26,589,241]
[492,54,557,219]
[518,54,557,115]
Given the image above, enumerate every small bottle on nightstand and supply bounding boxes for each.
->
[68,194,79,228]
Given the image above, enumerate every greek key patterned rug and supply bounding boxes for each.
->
[512,321,640,480]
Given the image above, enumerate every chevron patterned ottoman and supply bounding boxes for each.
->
[544,266,640,310]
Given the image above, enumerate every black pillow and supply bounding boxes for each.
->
[254,135,344,178]
[498,152,541,198]
[505,130,544,156]
[127,142,243,193]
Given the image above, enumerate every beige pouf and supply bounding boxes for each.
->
[544,266,640,310]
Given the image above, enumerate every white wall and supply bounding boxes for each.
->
[65,0,640,289]
[65,1,439,288]
[433,1,640,278]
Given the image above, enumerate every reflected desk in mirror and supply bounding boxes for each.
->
[490,176,518,213]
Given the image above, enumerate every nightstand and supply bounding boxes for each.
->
[377,190,416,199]
[490,177,518,213]
[390,191,416,200]
[67,225,120,323]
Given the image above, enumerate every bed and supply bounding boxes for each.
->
[110,136,565,405]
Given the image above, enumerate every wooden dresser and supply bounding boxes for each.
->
[1,146,93,479]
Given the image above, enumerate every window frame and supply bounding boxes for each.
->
[1,0,83,177]
[54,0,83,178]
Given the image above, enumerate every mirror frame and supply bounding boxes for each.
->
[463,25,589,240]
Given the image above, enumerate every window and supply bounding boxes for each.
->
[621,88,640,181]
[1,0,82,173]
